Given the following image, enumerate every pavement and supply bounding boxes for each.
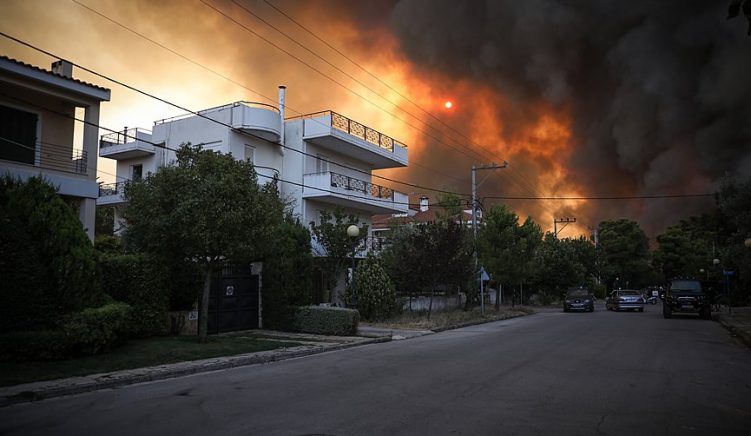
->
[2,305,749,408]
[714,306,751,349]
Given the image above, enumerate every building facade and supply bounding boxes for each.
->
[0,57,111,241]
[99,86,409,257]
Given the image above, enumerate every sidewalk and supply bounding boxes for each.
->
[714,306,751,350]
[0,330,391,407]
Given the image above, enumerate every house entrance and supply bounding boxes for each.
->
[207,262,260,334]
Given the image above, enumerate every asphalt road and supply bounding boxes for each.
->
[2,304,750,436]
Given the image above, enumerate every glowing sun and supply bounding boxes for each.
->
[444,101,453,109]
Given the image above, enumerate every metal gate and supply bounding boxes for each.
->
[207,262,259,334]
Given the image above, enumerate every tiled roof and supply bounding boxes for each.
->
[0,56,110,92]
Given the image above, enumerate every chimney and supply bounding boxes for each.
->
[51,60,73,78]
[420,197,429,212]
[278,85,286,146]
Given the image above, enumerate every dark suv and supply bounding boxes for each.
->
[662,279,711,320]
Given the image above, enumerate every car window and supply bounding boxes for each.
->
[670,280,702,293]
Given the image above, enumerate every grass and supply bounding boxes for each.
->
[0,335,300,388]
[366,306,535,330]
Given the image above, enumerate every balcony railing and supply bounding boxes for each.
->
[296,110,407,153]
[99,181,125,197]
[329,171,395,200]
[100,128,152,148]
[154,101,279,125]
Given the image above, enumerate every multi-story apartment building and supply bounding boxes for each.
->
[99,87,409,288]
[0,57,110,241]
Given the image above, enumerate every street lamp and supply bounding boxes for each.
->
[347,224,360,307]
[745,238,751,248]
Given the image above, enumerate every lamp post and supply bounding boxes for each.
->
[347,224,360,307]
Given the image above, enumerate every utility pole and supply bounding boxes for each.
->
[553,217,576,239]
[471,161,508,315]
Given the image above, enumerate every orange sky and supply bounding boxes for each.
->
[3,0,728,238]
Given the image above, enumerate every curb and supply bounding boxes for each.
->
[431,311,534,333]
[0,336,390,408]
[715,315,751,350]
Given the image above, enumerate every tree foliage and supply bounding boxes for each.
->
[310,207,368,295]
[0,176,102,333]
[531,234,587,299]
[122,144,282,341]
[598,219,651,289]
[348,254,398,321]
[477,205,542,306]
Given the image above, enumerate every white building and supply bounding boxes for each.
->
[0,57,111,241]
[98,86,409,257]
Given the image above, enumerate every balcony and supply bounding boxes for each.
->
[303,171,408,214]
[295,111,408,169]
[99,128,156,160]
[97,181,126,206]
[154,102,282,142]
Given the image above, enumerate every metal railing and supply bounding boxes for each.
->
[98,181,125,197]
[100,128,152,147]
[329,171,395,200]
[293,110,407,151]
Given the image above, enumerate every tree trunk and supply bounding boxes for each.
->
[198,263,213,343]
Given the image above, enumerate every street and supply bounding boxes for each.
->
[2,304,750,436]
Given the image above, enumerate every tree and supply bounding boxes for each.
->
[95,205,114,236]
[122,144,281,342]
[348,254,398,321]
[653,224,714,280]
[380,220,474,318]
[530,234,587,301]
[310,207,368,301]
[598,219,652,290]
[477,205,542,308]
[0,176,102,332]
[262,215,315,328]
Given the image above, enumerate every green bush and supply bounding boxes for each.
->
[0,176,102,333]
[293,306,359,336]
[62,302,132,356]
[0,330,69,361]
[99,253,169,337]
[347,255,398,321]
[262,218,315,329]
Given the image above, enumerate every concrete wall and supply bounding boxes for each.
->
[400,294,467,313]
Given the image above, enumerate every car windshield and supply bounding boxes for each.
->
[619,290,640,296]
[671,280,702,293]
[567,290,589,297]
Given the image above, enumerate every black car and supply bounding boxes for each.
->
[662,279,711,320]
[563,288,595,312]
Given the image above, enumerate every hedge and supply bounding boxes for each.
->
[62,302,133,356]
[99,254,169,337]
[0,302,133,361]
[0,330,69,361]
[292,306,359,336]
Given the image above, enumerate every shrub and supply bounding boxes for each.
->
[99,254,169,337]
[262,218,314,329]
[0,330,69,361]
[347,254,398,321]
[0,176,103,333]
[62,302,132,356]
[293,306,359,336]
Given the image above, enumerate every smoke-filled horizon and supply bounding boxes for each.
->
[1,0,748,238]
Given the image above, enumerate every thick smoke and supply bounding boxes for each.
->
[381,0,750,235]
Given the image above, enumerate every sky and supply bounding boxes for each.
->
[1,0,749,238]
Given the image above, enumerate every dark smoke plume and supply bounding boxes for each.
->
[380,0,751,235]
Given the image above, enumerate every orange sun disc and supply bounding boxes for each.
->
[444,101,453,109]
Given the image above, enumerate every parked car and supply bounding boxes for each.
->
[662,279,711,320]
[563,288,595,312]
[606,290,645,312]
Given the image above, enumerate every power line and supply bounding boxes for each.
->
[483,194,714,201]
[0,31,470,201]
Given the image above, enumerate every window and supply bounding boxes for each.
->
[0,104,38,165]
[245,144,255,163]
[316,154,329,173]
[131,164,143,181]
